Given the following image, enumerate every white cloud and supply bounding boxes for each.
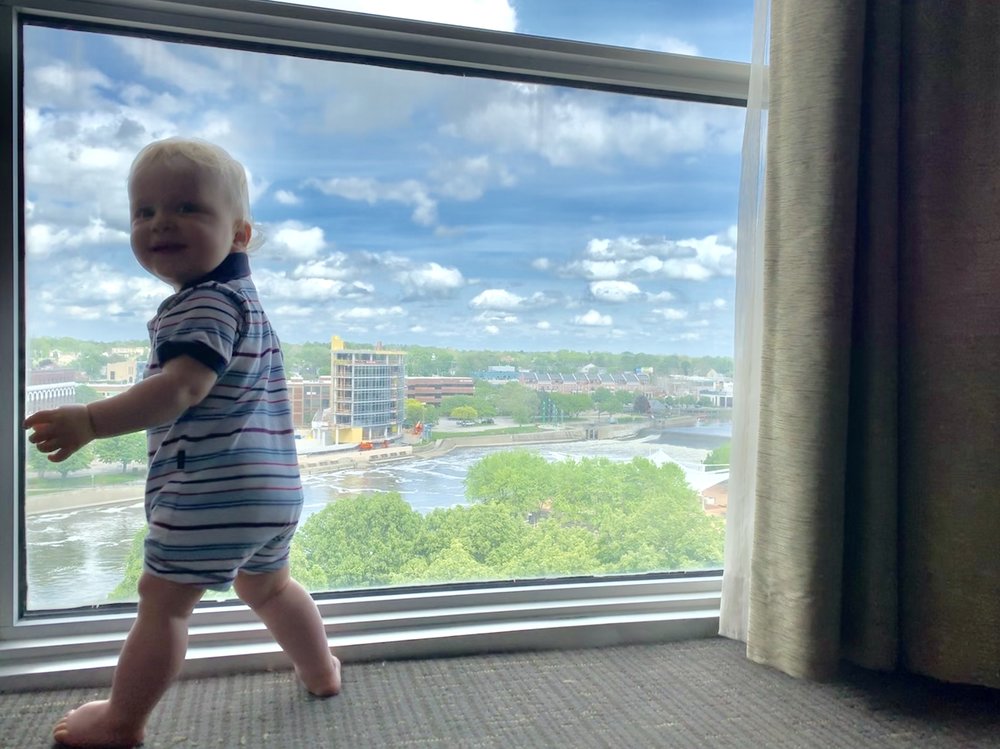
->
[484,324,501,335]
[446,86,744,167]
[114,37,237,96]
[589,280,641,303]
[431,155,515,200]
[647,291,675,303]
[700,297,728,311]
[470,288,524,310]
[536,321,551,330]
[654,307,688,321]
[396,262,465,298]
[27,219,129,257]
[563,231,736,282]
[255,270,370,302]
[292,254,352,280]
[573,309,612,327]
[532,257,551,271]
[265,222,328,259]
[336,306,406,320]
[309,176,438,227]
[274,190,300,205]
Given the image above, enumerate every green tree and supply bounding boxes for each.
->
[704,442,731,469]
[591,387,614,419]
[405,398,428,425]
[293,492,423,589]
[548,392,591,418]
[51,445,95,478]
[26,441,53,477]
[282,342,332,378]
[465,450,553,515]
[76,384,102,404]
[94,432,148,473]
[450,405,478,420]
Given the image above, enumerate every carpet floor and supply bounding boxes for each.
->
[2,637,999,748]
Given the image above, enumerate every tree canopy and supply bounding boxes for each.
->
[108,450,725,598]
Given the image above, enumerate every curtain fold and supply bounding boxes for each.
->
[730,0,1000,688]
[719,0,769,643]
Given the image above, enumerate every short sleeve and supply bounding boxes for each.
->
[153,286,244,376]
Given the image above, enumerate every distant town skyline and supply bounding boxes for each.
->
[22,1,751,357]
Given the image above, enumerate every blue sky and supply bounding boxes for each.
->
[23,0,752,357]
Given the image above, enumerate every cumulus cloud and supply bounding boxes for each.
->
[484,324,501,335]
[589,280,641,303]
[470,288,524,310]
[431,154,515,200]
[308,176,438,227]
[26,219,129,257]
[573,309,612,327]
[396,262,465,298]
[266,222,328,259]
[700,297,729,311]
[274,189,300,205]
[469,288,557,310]
[335,306,406,320]
[255,269,372,302]
[654,307,688,321]
[445,85,744,167]
[562,230,737,282]
[292,253,353,280]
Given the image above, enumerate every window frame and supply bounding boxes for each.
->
[0,0,746,690]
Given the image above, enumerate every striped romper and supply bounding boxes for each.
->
[142,253,303,590]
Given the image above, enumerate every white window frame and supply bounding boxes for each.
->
[0,0,747,691]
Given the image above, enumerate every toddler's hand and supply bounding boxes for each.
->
[24,404,97,462]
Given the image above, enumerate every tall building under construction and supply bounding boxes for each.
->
[323,335,406,445]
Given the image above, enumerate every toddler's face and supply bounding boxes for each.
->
[128,159,249,290]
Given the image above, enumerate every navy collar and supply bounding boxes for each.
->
[181,252,251,290]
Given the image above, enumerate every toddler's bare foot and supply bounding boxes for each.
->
[297,653,342,697]
[52,699,145,748]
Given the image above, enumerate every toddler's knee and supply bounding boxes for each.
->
[234,569,289,610]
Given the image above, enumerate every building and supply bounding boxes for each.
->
[406,376,474,405]
[319,336,406,445]
[287,375,331,431]
[105,358,142,384]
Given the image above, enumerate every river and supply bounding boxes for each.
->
[25,424,731,611]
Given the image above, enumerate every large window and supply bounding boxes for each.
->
[3,0,750,689]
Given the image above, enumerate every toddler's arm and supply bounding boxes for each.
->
[24,355,218,463]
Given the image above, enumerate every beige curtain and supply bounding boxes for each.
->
[744,0,1000,688]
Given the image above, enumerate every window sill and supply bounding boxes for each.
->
[0,575,720,691]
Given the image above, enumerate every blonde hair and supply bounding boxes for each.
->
[129,137,261,249]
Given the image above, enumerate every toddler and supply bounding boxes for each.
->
[24,137,340,748]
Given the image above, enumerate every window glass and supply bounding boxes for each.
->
[264,0,753,61]
[23,23,739,610]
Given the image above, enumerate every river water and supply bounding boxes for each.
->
[25,424,730,611]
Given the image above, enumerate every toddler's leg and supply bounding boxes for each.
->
[53,572,204,748]
[234,567,341,697]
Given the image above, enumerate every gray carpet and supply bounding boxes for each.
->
[2,637,999,748]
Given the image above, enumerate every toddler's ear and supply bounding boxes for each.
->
[232,220,252,252]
